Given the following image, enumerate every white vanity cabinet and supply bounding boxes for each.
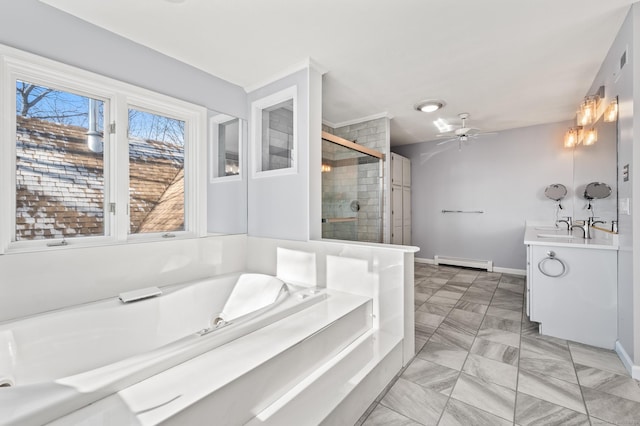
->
[524,225,618,349]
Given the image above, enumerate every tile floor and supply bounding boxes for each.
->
[355,263,640,425]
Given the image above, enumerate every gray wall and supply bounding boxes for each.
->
[394,120,573,271]
[585,6,635,362]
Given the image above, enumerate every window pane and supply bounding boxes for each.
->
[128,108,185,234]
[15,81,105,241]
[261,99,293,171]
[217,118,240,177]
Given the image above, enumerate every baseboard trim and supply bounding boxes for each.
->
[615,340,640,380]
[415,257,526,276]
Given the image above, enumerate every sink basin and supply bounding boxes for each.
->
[537,233,576,239]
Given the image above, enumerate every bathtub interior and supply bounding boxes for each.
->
[0,273,293,387]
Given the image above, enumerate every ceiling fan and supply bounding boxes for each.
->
[436,113,493,148]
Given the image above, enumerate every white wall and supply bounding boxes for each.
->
[394,120,573,271]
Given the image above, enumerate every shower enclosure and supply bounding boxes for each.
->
[321,132,384,243]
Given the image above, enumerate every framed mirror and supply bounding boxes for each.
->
[572,110,617,224]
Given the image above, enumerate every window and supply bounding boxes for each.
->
[15,81,107,241]
[251,86,297,177]
[128,108,185,234]
[1,52,206,253]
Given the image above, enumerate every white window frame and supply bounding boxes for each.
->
[209,113,243,183]
[0,46,206,254]
[250,86,298,178]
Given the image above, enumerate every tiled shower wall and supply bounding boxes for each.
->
[322,117,390,243]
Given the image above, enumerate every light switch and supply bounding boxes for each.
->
[619,198,631,215]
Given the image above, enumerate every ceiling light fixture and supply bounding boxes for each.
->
[415,100,445,113]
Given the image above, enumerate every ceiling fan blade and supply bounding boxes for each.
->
[436,138,457,145]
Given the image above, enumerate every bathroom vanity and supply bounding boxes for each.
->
[524,223,618,349]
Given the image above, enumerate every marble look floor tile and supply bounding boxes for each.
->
[439,398,512,426]
[415,335,428,353]
[476,271,501,280]
[452,273,478,283]
[589,418,616,425]
[362,404,423,426]
[500,274,525,285]
[515,392,589,426]
[443,308,484,333]
[486,305,522,321]
[414,291,432,304]
[432,322,476,350]
[518,357,577,384]
[417,340,469,371]
[470,338,519,366]
[415,311,446,328]
[481,315,522,333]
[477,327,521,348]
[520,335,571,362]
[443,283,470,293]
[517,370,586,414]
[463,353,518,390]
[454,300,488,314]
[419,281,446,290]
[498,281,525,294]
[489,299,522,312]
[426,295,458,307]
[470,281,499,291]
[582,386,640,425]
[575,364,640,403]
[433,289,464,301]
[450,372,516,421]
[568,342,628,375]
[401,357,460,395]
[417,302,452,317]
[380,377,448,425]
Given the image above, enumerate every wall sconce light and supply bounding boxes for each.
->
[321,164,332,172]
[603,99,618,122]
[564,127,579,148]
[577,96,598,126]
[576,86,605,126]
[564,126,597,148]
[583,128,597,146]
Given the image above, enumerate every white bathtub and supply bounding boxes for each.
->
[0,273,326,425]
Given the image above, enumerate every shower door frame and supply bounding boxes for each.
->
[321,131,385,243]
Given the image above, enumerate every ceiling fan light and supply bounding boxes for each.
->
[415,100,445,113]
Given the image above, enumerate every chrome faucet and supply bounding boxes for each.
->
[571,220,591,239]
[588,217,605,227]
[556,216,573,230]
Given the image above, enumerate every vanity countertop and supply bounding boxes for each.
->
[523,222,618,251]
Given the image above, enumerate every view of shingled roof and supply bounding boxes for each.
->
[15,116,184,241]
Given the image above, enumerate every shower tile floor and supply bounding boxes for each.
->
[355,263,640,426]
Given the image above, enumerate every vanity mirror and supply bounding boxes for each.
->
[572,110,617,224]
[544,183,568,209]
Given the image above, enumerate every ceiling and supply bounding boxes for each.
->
[41,0,636,146]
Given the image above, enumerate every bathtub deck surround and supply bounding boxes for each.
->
[0,237,417,425]
[356,263,640,426]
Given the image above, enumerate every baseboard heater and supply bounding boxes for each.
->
[434,255,493,272]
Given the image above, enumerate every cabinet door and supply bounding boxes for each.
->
[402,186,411,244]
[391,185,403,244]
[391,153,403,186]
[402,157,411,187]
